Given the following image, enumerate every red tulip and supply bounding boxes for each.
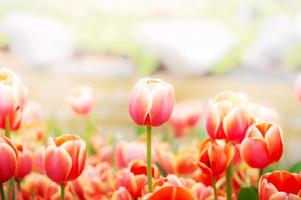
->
[197,139,234,177]
[0,106,22,131]
[14,144,33,179]
[259,171,301,200]
[240,122,283,169]
[206,91,254,142]
[0,135,18,182]
[45,134,86,184]
[128,78,175,127]
[169,100,202,137]
[67,85,95,115]
[0,68,27,117]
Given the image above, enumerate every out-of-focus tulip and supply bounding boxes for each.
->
[250,103,278,123]
[0,106,22,131]
[111,187,133,200]
[169,100,202,137]
[145,175,195,200]
[259,171,301,200]
[0,135,18,182]
[44,134,86,185]
[33,147,46,174]
[67,85,94,115]
[206,91,254,143]
[197,139,234,177]
[115,141,146,169]
[117,160,159,198]
[14,144,32,179]
[22,100,45,125]
[0,68,27,117]
[294,74,301,102]
[240,122,283,169]
[176,146,199,175]
[128,77,175,127]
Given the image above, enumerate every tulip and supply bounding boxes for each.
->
[259,171,301,200]
[22,100,45,125]
[128,77,175,193]
[111,187,132,200]
[0,106,22,131]
[197,138,234,200]
[0,68,27,117]
[44,134,86,200]
[14,144,33,179]
[67,85,94,115]
[240,122,283,169]
[0,135,18,200]
[169,100,202,137]
[206,91,254,143]
[128,78,174,127]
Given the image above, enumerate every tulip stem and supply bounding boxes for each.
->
[212,176,218,200]
[146,126,152,193]
[226,161,233,200]
[5,117,10,138]
[0,183,5,200]
[60,184,65,200]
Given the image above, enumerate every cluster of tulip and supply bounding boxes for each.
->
[0,69,300,200]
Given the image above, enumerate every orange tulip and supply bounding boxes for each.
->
[206,91,254,142]
[240,122,283,169]
[145,175,195,200]
[14,144,33,179]
[169,100,202,137]
[44,134,86,185]
[67,85,95,115]
[197,139,234,177]
[0,135,18,182]
[128,78,175,127]
[259,171,301,200]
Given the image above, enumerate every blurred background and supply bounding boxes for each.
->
[0,0,301,165]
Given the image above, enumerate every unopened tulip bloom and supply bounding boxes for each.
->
[197,139,234,177]
[0,68,27,117]
[67,85,94,115]
[169,100,202,137]
[206,91,254,143]
[14,144,33,179]
[240,122,283,169]
[45,134,86,185]
[128,77,175,127]
[0,135,18,183]
[0,106,22,131]
[259,171,301,200]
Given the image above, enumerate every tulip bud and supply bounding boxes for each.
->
[259,171,301,200]
[197,139,234,177]
[206,91,254,143]
[128,78,175,127]
[67,85,94,115]
[240,122,283,169]
[44,134,86,185]
[14,144,33,179]
[0,135,18,182]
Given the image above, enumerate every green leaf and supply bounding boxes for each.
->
[288,161,301,173]
[238,187,258,200]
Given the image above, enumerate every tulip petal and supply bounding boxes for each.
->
[265,125,283,163]
[149,185,195,200]
[0,143,17,182]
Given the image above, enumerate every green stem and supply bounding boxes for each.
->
[146,126,152,193]
[60,184,65,200]
[226,161,233,200]
[0,183,5,200]
[212,176,218,200]
[5,117,10,138]
[259,168,264,178]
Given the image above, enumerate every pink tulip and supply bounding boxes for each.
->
[169,100,202,137]
[0,135,18,182]
[128,78,175,126]
[206,91,254,143]
[0,68,27,117]
[22,100,45,125]
[14,144,33,179]
[240,122,283,169]
[44,134,86,185]
[67,85,95,115]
